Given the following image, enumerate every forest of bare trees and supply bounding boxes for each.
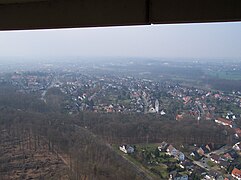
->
[0,108,145,179]
[72,112,230,145]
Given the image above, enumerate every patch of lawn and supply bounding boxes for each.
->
[207,160,215,167]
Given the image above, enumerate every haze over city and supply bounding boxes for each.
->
[0,22,241,60]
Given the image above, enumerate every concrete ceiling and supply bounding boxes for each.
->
[0,0,241,30]
[0,0,47,4]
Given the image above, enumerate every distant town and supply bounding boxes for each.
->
[1,58,241,179]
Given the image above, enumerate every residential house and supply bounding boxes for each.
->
[205,112,212,120]
[227,149,238,159]
[215,118,232,128]
[177,152,185,161]
[169,171,188,180]
[169,170,178,179]
[224,178,230,180]
[204,174,214,180]
[208,170,223,180]
[219,160,229,169]
[232,168,241,180]
[107,104,114,113]
[174,174,188,180]
[234,128,241,138]
[158,141,169,152]
[180,160,194,170]
[183,96,191,104]
[197,147,205,156]
[200,145,210,154]
[167,145,177,156]
[190,151,201,160]
[210,154,220,164]
[205,144,211,152]
[176,114,184,121]
[222,153,233,161]
[233,142,241,151]
[160,110,166,115]
[226,112,236,120]
[193,144,210,156]
[214,94,220,98]
[166,144,185,161]
[194,167,206,177]
[148,107,156,113]
[119,145,134,154]
[207,143,215,151]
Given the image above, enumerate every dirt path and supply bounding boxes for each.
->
[53,150,71,169]
[106,143,155,180]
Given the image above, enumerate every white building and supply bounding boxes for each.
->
[149,107,156,113]
[160,110,166,115]
[119,145,134,154]
[155,99,159,113]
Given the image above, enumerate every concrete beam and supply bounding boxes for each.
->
[0,0,240,30]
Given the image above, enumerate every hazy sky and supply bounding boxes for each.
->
[0,22,241,59]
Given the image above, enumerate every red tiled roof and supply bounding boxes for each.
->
[235,128,241,134]
[232,168,241,177]
[216,118,232,125]
[234,128,241,137]
[223,153,232,160]
[167,144,175,152]
[176,114,183,121]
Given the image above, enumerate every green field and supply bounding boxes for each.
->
[206,70,241,80]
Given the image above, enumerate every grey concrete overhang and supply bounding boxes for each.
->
[0,0,241,30]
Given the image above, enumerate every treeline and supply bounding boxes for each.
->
[0,83,49,112]
[204,78,241,92]
[73,112,230,145]
[0,83,66,113]
[0,109,144,180]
